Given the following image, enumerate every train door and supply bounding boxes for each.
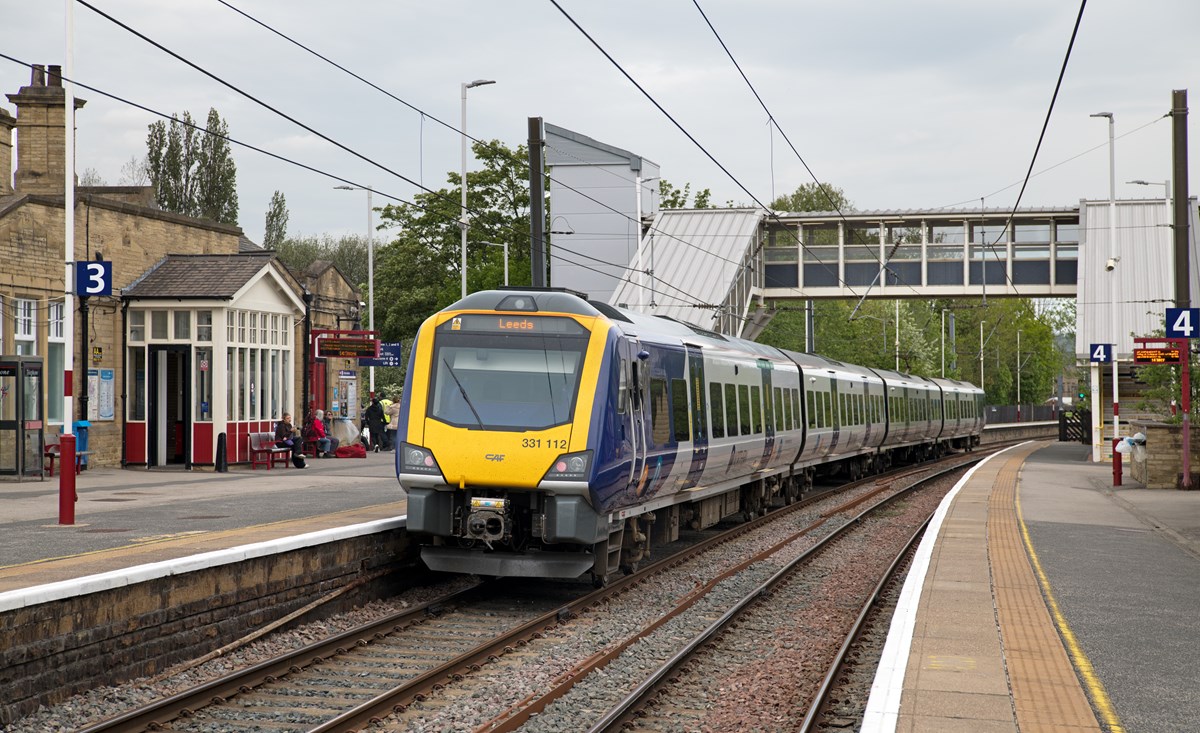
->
[757,359,775,468]
[625,340,649,495]
[684,345,707,488]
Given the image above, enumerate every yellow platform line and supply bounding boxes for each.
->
[1016,485,1125,732]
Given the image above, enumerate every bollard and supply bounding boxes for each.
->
[216,432,228,473]
[1112,438,1123,487]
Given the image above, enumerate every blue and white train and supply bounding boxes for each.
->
[396,289,984,583]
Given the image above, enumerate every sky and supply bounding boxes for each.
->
[3,0,1198,245]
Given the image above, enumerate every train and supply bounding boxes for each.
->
[395,288,984,584]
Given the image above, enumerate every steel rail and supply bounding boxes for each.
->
[584,459,978,733]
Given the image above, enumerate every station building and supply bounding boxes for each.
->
[0,64,364,473]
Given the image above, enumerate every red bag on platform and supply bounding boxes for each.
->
[335,443,367,458]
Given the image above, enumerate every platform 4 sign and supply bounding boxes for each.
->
[1133,347,1182,364]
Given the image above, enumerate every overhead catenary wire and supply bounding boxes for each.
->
[546,0,860,299]
[688,0,927,304]
[212,0,751,276]
[0,53,714,316]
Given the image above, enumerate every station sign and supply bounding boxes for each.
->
[1166,308,1200,339]
[1133,347,1182,364]
[360,341,404,368]
[317,338,380,358]
[1088,344,1113,363]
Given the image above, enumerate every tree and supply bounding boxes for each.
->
[263,190,289,249]
[373,139,532,340]
[659,179,713,209]
[770,182,852,213]
[274,232,370,287]
[79,167,105,186]
[145,108,238,224]
[119,155,149,186]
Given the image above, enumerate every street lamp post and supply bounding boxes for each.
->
[1016,329,1021,422]
[461,79,496,299]
[1091,112,1116,268]
[334,184,375,397]
[940,308,949,378]
[1128,178,1171,221]
[979,320,985,392]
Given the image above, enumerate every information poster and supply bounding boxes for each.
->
[87,369,115,421]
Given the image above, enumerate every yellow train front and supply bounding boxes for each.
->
[395,289,616,579]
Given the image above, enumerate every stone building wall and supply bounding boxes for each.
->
[1128,420,1200,489]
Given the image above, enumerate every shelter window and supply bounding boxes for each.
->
[130,310,145,342]
[174,311,191,340]
[195,347,213,422]
[47,302,64,424]
[271,314,279,345]
[128,347,146,420]
[197,311,213,341]
[259,313,268,345]
[151,310,168,340]
[249,313,258,344]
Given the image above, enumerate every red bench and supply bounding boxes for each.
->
[44,437,88,477]
[249,432,290,469]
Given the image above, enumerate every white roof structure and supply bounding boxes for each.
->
[1074,196,1200,359]
[609,208,765,338]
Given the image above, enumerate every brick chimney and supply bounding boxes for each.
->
[5,64,86,196]
[0,106,14,197]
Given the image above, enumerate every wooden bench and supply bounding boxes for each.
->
[249,432,291,469]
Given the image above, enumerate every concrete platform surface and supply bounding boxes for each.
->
[0,450,409,592]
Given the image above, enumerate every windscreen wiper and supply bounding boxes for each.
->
[442,358,484,429]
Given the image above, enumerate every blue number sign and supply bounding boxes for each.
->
[1166,307,1200,339]
[75,261,113,296]
[1089,344,1112,363]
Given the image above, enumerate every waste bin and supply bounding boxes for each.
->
[74,420,90,469]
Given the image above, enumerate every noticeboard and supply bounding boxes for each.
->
[317,338,380,358]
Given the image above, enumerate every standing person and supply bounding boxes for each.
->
[384,396,401,452]
[365,397,387,453]
[305,409,339,457]
[274,412,307,468]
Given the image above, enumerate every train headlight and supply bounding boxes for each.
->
[400,442,443,476]
[543,450,592,481]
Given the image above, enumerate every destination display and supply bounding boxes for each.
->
[1133,347,1182,364]
[317,338,380,358]
[440,314,588,336]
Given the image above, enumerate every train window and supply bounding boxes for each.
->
[751,386,762,433]
[710,383,725,438]
[775,387,784,431]
[823,392,831,428]
[650,378,671,444]
[738,385,751,435]
[792,390,801,430]
[671,379,690,443]
[780,388,790,431]
[807,391,817,429]
[725,384,738,436]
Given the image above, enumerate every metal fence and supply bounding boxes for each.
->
[985,404,1059,424]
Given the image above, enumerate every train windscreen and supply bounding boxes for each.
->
[428,315,590,430]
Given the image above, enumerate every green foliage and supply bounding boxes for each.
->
[373,139,533,340]
[758,296,1069,405]
[263,190,289,250]
[770,182,852,213]
[145,108,238,225]
[274,232,371,288]
[659,180,713,209]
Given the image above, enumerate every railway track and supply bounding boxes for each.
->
[75,449,997,733]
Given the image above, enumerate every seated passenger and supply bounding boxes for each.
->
[306,409,340,457]
[274,412,308,468]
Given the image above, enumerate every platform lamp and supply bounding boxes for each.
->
[461,79,496,298]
